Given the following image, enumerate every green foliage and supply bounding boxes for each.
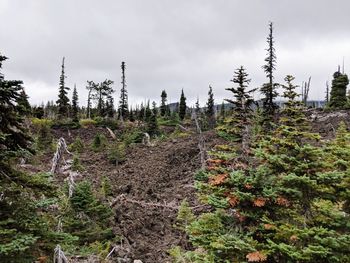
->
[260,22,279,127]
[100,175,113,198]
[56,57,70,119]
[118,61,129,120]
[71,85,79,122]
[179,89,187,120]
[160,90,168,117]
[31,118,53,130]
[328,70,349,109]
[122,129,144,145]
[223,66,256,142]
[91,133,107,151]
[79,118,97,127]
[182,75,350,262]
[158,115,180,126]
[147,112,159,137]
[107,142,126,165]
[206,85,216,129]
[16,89,31,115]
[71,154,84,172]
[68,136,84,153]
[64,181,114,244]
[175,200,195,231]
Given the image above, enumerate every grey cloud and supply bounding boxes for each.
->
[1,0,350,107]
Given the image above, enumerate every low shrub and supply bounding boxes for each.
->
[31,118,53,131]
[107,143,126,165]
[122,129,144,146]
[80,119,97,128]
[91,133,107,151]
[71,155,84,172]
[68,137,84,153]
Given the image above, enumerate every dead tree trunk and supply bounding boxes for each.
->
[192,111,206,170]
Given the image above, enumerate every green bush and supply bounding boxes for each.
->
[107,143,126,165]
[91,133,107,151]
[31,118,53,131]
[122,129,144,146]
[93,117,118,129]
[68,137,84,153]
[34,120,53,151]
[71,155,84,172]
[65,181,114,245]
[80,118,97,128]
[158,116,180,126]
[100,176,113,198]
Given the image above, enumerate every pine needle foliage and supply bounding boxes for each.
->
[328,70,349,109]
[179,89,187,120]
[181,75,350,262]
[56,57,70,119]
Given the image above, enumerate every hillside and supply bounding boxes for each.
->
[20,124,225,262]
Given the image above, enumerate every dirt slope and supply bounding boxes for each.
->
[25,127,223,262]
[109,132,222,262]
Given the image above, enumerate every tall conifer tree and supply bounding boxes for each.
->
[206,85,215,128]
[56,57,70,119]
[179,89,187,120]
[160,90,168,117]
[328,68,349,108]
[118,61,129,120]
[71,84,79,122]
[16,88,31,115]
[224,66,255,141]
[260,22,278,126]
[0,54,57,261]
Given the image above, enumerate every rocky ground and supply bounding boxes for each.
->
[24,125,224,263]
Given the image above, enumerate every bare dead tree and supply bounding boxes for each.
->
[325,81,330,103]
[51,138,72,174]
[192,111,206,170]
[53,245,68,263]
[302,77,311,106]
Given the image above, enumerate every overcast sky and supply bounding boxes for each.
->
[1,0,349,107]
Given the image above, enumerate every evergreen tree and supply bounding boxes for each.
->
[92,79,114,117]
[147,112,159,137]
[223,66,255,141]
[71,84,79,122]
[106,95,114,118]
[260,22,278,126]
[206,85,215,128]
[129,106,135,122]
[0,54,58,261]
[195,97,200,114]
[179,89,187,120]
[160,90,168,116]
[118,61,129,120]
[219,101,225,120]
[16,88,31,115]
[182,75,350,262]
[56,57,70,119]
[138,103,145,121]
[328,69,349,109]
[145,100,152,122]
[165,104,171,117]
[64,181,114,245]
[152,101,158,116]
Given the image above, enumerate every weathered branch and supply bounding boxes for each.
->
[111,194,208,212]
